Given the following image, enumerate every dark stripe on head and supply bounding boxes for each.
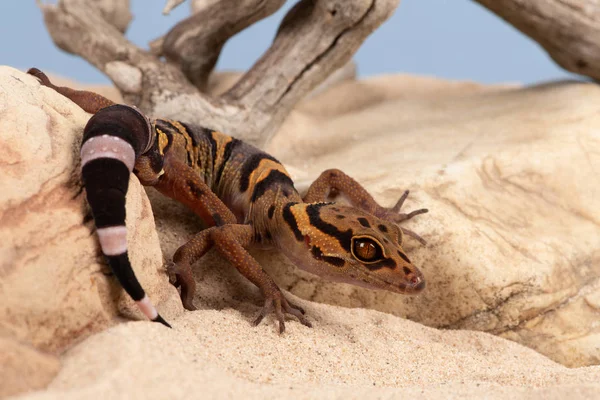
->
[282,202,303,242]
[306,203,353,252]
[82,158,129,228]
[378,224,388,233]
[311,245,322,258]
[268,205,275,219]
[215,138,241,186]
[365,258,397,271]
[105,252,145,301]
[397,250,411,264]
[311,245,345,268]
[358,217,371,228]
[239,153,279,192]
[255,233,262,242]
[251,170,296,202]
[265,230,272,241]
[83,104,151,156]
[324,256,346,268]
[403,266,412,275]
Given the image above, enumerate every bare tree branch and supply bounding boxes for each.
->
[39,0,399,147]
[474,0,600,81]
[304,59,357,99]
[93,0,132,33]
[224,0,399,141]
[158,0,285,91]
[162,0,187,15]
[38,0,242,131]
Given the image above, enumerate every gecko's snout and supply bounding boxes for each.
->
[405,272,425,293]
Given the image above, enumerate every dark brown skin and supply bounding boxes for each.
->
[29,68,428,333]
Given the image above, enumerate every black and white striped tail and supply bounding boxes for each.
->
[80,105,171,328]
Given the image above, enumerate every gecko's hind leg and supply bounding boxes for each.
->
[211,224,311,333]
[304,169,428,244]
[172,223,311,333]
[27,68,115,114]
[171,228,218,311]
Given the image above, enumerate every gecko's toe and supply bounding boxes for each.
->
[286,300,306,315]
[284,305,312,328]
[182,299,197,311]
[253,294,312,333]
[253,299,273,327]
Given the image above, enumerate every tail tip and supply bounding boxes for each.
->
[152,314,172,328]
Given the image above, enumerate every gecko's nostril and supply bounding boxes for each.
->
[407,275,425,291]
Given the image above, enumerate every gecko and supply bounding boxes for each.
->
[28,68,428,333]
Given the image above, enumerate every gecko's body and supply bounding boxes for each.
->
[29,68,428,332]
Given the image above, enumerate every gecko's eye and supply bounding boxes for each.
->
[351,236,384,263]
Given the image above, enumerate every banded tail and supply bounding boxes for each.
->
[80,104,171,328]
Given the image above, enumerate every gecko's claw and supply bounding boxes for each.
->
[253,292,312,334]
[167,262,181,288]
[376,190,429,245]
[167,260,197,311]
[400,227,427,246]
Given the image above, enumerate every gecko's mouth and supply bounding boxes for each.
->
[347,266,426,294]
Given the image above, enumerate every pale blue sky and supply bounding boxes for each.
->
[1,0,577,84]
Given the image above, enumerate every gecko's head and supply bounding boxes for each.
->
[287,203,425,294]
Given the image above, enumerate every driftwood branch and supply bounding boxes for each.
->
[158,0,285,91]
[39,0,398,146]
[162,0,187,15]
[474,0,600,81]
[223,0,399,138]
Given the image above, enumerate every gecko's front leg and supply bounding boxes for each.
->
[304,169,428,244]
[172,223,311,333]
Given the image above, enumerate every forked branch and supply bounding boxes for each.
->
[158,0,286,91]
[39,0,399,146]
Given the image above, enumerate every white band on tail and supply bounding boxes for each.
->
[80,135,136,171]
[96,226,128,256]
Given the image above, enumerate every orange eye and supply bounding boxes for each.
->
[352,237,384,263]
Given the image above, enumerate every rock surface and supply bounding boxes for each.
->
[270,75,600,368]
[1,66,600,398]
[0,336,60,398]
[0,66,180,355]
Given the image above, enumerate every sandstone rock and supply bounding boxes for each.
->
[0,65,180,369]
[0,335,60,398]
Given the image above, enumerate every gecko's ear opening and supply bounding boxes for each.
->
[82,104,155,156]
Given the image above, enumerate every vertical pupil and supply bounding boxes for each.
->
[358,241,376,259]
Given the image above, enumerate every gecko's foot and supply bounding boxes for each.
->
[253,290,312,334]
[376,190,428,245]
[167,260,197,311]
